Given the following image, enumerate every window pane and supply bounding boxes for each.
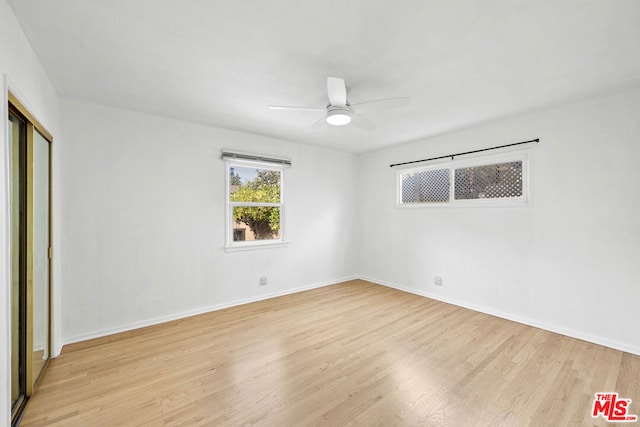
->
[232,206,281,241]
[401,168,449,203]
[401,173,417,203]
[229,166,281,203]
[454,161,522,200]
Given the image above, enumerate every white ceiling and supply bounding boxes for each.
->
[9,0,640,153]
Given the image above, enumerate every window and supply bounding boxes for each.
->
[225,158,286,249]
[401,168,450,204]
[398,153,529,207]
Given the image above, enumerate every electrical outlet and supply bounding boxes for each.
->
[434,276,443,286]
[259,276,268,286]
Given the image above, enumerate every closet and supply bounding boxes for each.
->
[8,94,52,425]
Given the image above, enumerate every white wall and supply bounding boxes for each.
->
[359,87,640,355]
[60,99,359,343]
[0,0,62,423]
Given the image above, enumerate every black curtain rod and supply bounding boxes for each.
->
[389,138,540,168]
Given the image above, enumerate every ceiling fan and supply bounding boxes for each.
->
[269,77,409,131]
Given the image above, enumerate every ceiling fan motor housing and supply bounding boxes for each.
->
[326,105,351,126]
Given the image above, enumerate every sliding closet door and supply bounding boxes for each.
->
[9,95,53,424]
[8,110,27,417]
[31,129,50,383]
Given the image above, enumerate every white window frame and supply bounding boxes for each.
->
[225,159,288,251]
[396,151,531,208]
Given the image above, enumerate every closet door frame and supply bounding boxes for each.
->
[8,91,53,400]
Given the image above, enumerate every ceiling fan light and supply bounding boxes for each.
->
[326,111,351,126]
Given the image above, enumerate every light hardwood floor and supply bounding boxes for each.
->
[21,280,640,426]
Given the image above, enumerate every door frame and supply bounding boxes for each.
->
[7,91,53,423]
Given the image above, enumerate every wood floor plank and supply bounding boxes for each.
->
[20,280,640,426]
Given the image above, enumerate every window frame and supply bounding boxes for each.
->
[396,151,531,208]
[224,159,288,251]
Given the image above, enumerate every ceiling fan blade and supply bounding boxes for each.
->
[350,113,376,131]
[305,116,330,133]
[350,97,410,113]
[327,77,347,107]
[269,105,325,111]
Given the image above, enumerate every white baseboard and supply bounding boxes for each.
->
[62,275,358,347]
[360,275,640,357]
[61,274,639,357]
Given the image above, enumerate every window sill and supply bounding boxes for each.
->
[224,241,289,252]
[396,197,530,208]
